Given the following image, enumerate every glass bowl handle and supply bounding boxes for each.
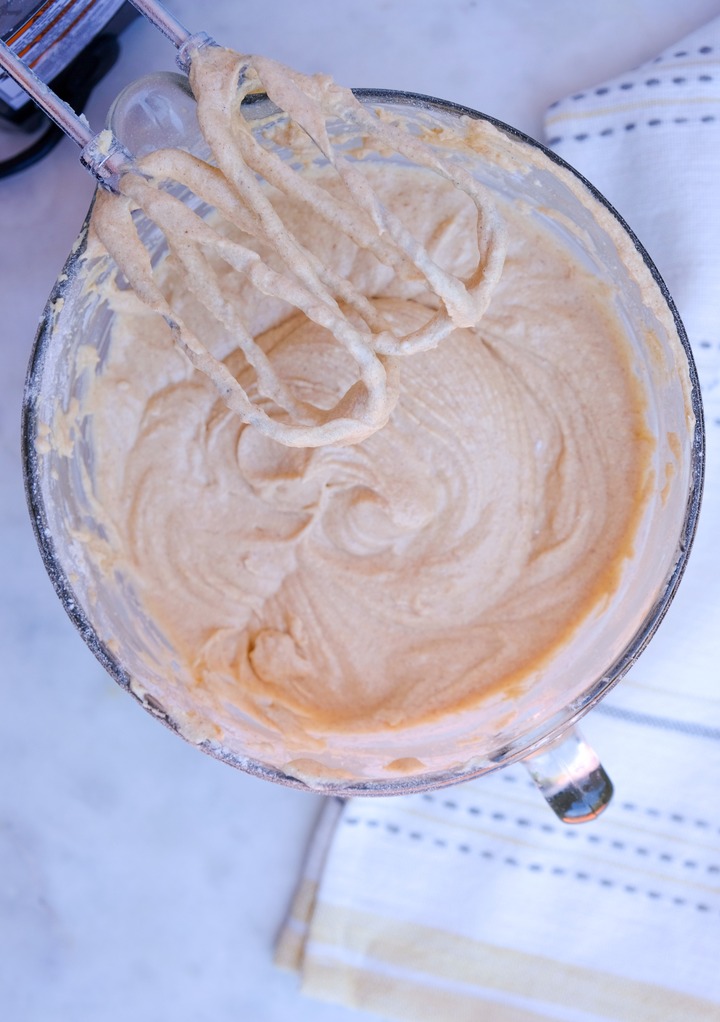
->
[523,726,613,824]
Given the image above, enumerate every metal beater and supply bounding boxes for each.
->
[0,0,213,189]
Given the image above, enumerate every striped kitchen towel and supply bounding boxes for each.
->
[276,17,720,1022]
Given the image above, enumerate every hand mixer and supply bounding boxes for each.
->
[0,0,506,447]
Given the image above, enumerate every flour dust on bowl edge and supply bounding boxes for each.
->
[21,87,704,803]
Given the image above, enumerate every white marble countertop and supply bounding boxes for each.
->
[2,1,719,1019]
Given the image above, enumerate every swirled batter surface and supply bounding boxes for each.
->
[81,164,652,757]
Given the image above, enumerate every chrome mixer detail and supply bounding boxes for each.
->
[0,0,135,174]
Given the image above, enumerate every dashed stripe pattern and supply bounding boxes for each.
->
[547,114,717,147]
[546,43,719,145]
[341,812,718,915]
[417,781,720,843]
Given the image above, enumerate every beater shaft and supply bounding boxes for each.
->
[126,0,192,49]
[126,0,214,72]
[0,39,131,188]
[0,1,207,186]
[0,39,94,151]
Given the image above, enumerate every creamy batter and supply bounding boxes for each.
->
[81,200,651,727]
[52,46,656,778]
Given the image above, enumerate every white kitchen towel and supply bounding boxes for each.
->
[276,19,720,1022]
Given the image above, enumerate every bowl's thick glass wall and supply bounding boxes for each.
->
[22,90,704,795]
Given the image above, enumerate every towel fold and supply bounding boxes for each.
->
[276,19,720,1021]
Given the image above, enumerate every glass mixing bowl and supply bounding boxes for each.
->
[22,79,704,818]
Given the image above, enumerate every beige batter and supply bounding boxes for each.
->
[82,211,652,717]
[53,45,656,777]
